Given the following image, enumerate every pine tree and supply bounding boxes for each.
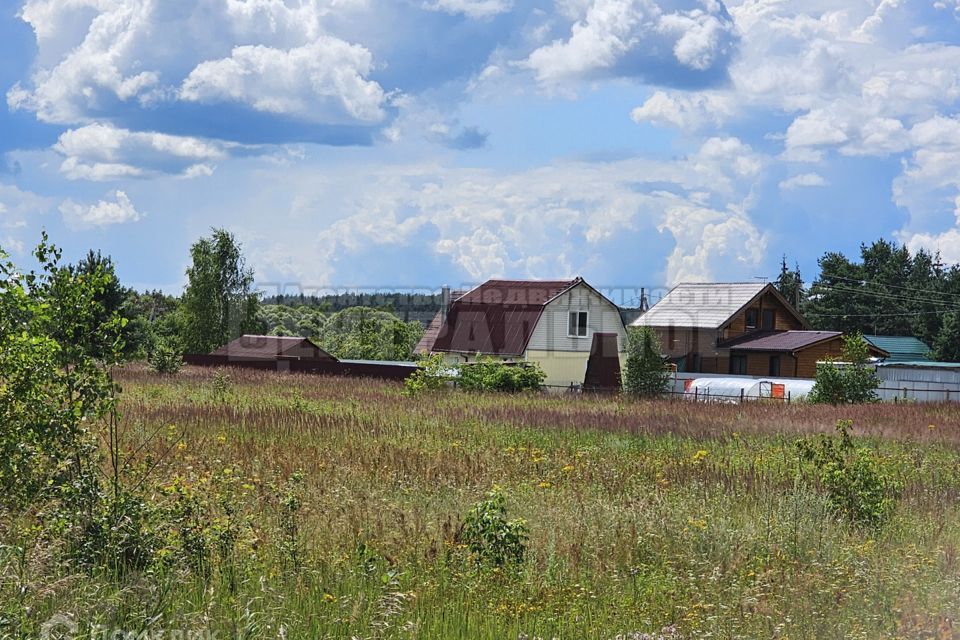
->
[932,311,960,362]
[775,255,803,311]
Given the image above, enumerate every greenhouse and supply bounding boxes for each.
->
[683,377,815,402]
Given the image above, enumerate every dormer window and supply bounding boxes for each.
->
[568,311,588,337]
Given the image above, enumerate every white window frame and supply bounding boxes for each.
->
[568,310,589,338]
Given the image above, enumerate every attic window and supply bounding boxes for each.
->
[745,309,758,330]
[568,311,588,337]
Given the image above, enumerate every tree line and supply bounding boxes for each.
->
[55,228,423,367]
[776,239,960,361]
[8,231,960,366]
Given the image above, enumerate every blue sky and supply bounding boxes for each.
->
[2,0,960,294]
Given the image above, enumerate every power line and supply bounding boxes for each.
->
[804,309,950,319]
[813,283,960,308]
[817,272,960,300]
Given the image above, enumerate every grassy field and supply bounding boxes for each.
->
[7,365,960,639]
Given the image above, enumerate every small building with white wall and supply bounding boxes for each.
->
[415,278,627,389]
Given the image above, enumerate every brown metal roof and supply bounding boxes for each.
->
[457,279,576,305]
[414,311,445,355]
[431,279,578,356]
[413,289,468,355]
[726,330,842,352]
[432,304,545,356]
[210,335,336,361]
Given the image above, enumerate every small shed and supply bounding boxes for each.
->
[875,361,960,402]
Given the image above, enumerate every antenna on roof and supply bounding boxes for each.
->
[639,287,649,312]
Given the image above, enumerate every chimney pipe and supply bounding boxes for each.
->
[441,285,451,318]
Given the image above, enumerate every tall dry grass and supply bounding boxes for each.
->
[4,364,960,639]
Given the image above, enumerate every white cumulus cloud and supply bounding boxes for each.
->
[232,135,769,286]
[779,173,828,190]
[179,37,386,124]
[10,0,388,127]
[59,190,144,229]
[523,0,736,87]
[423,0,513,19]
[630,90,734,130]
[54,123,232,180]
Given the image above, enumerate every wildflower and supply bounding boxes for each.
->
[691,449,709,464]
[561,465,575,473]
[217,433,227,444]
[176,441,187,452]
[538,480,552,489]
[323,593,336,603]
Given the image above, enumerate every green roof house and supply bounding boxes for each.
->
[863,335,933,363]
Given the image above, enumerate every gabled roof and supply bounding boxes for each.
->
[431,278,584,356]
[211,335,336,361]
[725,330,842,352]
[863,335,933,362]
[631,282,808,330]
[457,279,577,305]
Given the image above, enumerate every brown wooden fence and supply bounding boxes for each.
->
[183,354,417,381]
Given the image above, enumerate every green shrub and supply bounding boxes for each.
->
[457,356,546,393]
[795,419,902,527]
[403,354,452,396]
[406,355,545,396]
[148,338,183,375]
[809,334,880,404]
[460,488,528,567]
[211,370,231,401]
[63,479,160,574]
